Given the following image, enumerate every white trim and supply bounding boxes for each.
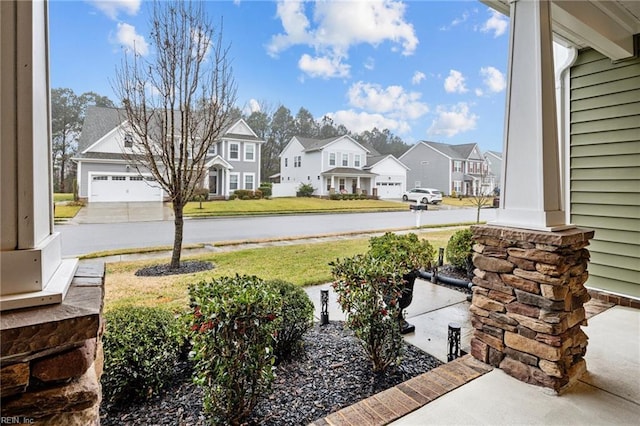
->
[244,142,256,162]
[228,141,240,161]
[244,172,256,190]
[87,172,163,203]
[229,172,240,191]
[81,122,127,154]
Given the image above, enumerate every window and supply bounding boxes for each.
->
[453,181,462,193]
[93,175,108,181]
[453,161,462,172]
[284,158,288,167]
[112,176,126,181]
[124,132,133,148]
[229,173,239,190]
[329,152,336,166]
[130,176,144,181]
[326,179,331,191]
[244,143,255,161]
[244,173,255,190]
[342,153,348,167]
[294,156,301,167]
[339,178,345,191]
[229,143,239,160]
[354,154,361,167]
[210,144,217,155]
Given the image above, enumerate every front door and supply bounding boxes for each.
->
[209,173,218,195]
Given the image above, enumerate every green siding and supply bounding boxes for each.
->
[570,49,640,299]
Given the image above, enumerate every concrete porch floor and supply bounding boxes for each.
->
[305,281,640,425]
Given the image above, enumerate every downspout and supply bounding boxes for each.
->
[555,44,578,225]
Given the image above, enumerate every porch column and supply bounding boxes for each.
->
[356,176,361,194]
[470,0,594,394]
[0,0,77,310]
[330,176,335,194]
[495,0,570,231]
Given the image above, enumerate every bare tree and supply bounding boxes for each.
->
[468,163,493,223]
[114,1,236,269]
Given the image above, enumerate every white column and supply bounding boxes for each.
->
[0,0,78,310]
[494,0,572,231]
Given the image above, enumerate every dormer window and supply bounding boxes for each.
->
[124,132,133,148]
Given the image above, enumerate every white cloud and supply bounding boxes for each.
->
[267,0,418,78]
[246,99,261,114]
[298,54,350,79]
[347,81,428,120]
[480,66,506,93]
[364,57,375,71]
[475,88,484,97]
[480,9,508,38]
[327,110,410,135]
[412,71,426,85]
[89,0,141,20]
[114,22,149,56]
[427,103,478,137]
[444,70,468,94]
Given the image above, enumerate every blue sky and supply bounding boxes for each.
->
[49,0,511,152]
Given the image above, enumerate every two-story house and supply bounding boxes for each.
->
[484,150,502,194]
[277,135,408,199]
[399,141,494,196]
[74,106,263,202]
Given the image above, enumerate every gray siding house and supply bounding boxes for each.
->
[74,106,263,202]
[399,141,495,196]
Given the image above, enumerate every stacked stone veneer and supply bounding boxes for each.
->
[0,263,105,425]
[469,225,594,393]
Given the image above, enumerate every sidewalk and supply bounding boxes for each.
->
[304,281,640,426]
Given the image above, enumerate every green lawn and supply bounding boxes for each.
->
[183,197,406,216]
[441,196,495,208]
[54,193,74,202]
[104,228,460,313]
[54,204,82,219]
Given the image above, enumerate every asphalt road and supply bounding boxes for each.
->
[55,208,497,257]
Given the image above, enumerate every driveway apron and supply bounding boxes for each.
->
[72,202,174,224]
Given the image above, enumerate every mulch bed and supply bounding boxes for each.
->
[100,322,442,426]
[135,260,214,277]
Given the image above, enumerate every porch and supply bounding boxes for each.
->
[322,168,377,196]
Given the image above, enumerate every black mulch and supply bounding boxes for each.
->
[100,322,442,426]
[135,260,214,277]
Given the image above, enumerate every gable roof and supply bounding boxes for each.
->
[401,141,483,161]
[78,107,263,154]
[295,135,370,154]
[364,154,409,170]
[77,106,123,153]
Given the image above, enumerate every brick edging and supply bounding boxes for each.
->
[587,288,640,310]
[309,355,493,426]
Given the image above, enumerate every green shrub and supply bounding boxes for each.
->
[368,232,435,275]
[265,279,314,362]
[297,183,315,197]
[233,189,262,200]
[258,184,272,197]
[331,255,404,372]
[102,306,183,404]
[446,228,473,271]
[188,275,281,425]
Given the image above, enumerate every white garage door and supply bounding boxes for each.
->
[89,174,163,202]
[376,181,403,199]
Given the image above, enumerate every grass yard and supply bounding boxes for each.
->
[441,196,495,208]
[183,197,406,216]
[104,228,459,313]
[54,193,74,202]
[54,204,82,219]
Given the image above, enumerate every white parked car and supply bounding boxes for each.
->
[402,188,443,204]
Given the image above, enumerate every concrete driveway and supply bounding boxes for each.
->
[71,202,174,224]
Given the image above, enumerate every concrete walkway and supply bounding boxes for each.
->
[305,280,640,425]
[70,202,173,224]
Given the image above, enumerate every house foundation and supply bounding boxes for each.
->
[469,225,594,393]
[0,263,105,424]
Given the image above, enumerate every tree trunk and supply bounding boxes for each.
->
[476,205,481,223]
[59,158,66,193]
[171,202,184,270]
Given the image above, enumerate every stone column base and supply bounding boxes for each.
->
[469,225,594,394]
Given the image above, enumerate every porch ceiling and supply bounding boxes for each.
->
[482,0,640,61]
